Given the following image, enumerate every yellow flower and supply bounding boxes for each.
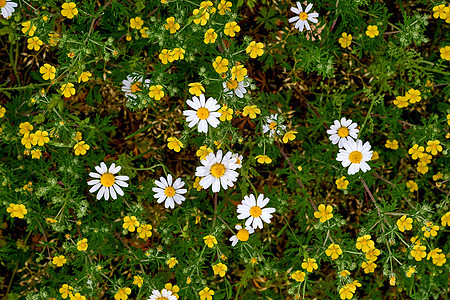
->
[440,46,450,60]
[21,133,34,149]
[406,88,421,103]
[339,32,352,48]
[200,1,216,14]
[393,95,409,108]
[39,64,56,81]
[133,275,143,288]
[159,49,173,64]
[73,141,89,156]
[52,255,67,267]
[406,267,415,277]
[301,258,318,272]
[410,244,426,261]
[246,41,264,58]
[188,82,205,96]
[441,211,450,226]
[389,275,396,286]
[230,65,247,82]
[433,5,449,19]
[61,83,76,98]
[148,85,164,100]
[218,0,232,15]
[356,235,374,253]
[165,283,180,299]
[196,145,213,160]
[114,287,131,300]
[365,247,381,261]
[385,139,399,150]
[419,153,432,164]
[421,221,439,238]
[123,216,140,232]
[291,270,305,282]
[282,130,297,143]
[255,154,272,164]
[433,172,443,181]
[193,8,210,26]
[167,137,183,152]
[78,71,92,83]
[427,248,442,260]
[213,56,229,74]
[137,224,153,239]
[199,287,214,300]
[203,235,217,248]
[224,21,240,37]
[31,130,50,146]
[242,105,261,119]
[0,106,5,118]
[59,284,74,299]
[171,48,185,60]
[46,218,57,224]
[69,293,86,300]
[166,257,178,268]
[212,262,227,277]
[77,238,88,251]
[61,2,78,19]
[48,32,61,46]
[371,150,379,160]
[6,203,27,218]
[406,180,418,192]
[314,204,333,223]
[339,284,354,300]
[325,244,342,260]
[397,215,413,232]
[165,17,180,33]
[408,144,425,159]
[432,253,446,266]
[193,177,203,192]
[22,21,36,36]
[348,280,361,292]
[361,260,377,273]
[27,36,43,51]
[19,122,33,135]
[416,161,428,174]
[31,149,42,159]
[130,17,144,29]
[426,140,443,155]
[204,28,217,44]
[340,270,350,277]
[366,25,379,38]
[335,176,349,190]
[218,105,233,121]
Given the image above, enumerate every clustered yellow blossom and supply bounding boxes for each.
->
[335,176,349,190]
[366,25,379,38]
[203,235,217,248]
[167,137,183,152]
[314,204,333,223]
[7,203,28,218]
[339,32,352,48]
[291,270,305,282]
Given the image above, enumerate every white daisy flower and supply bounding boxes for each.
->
[223,77,249,98]
[288,2,319,32]
[336,139,373,175]
[326,117,359,148]
[152,174,187,209]
[229,224,254,246]
[262,114,286,137]
[231,153,244,169]
[183,94,221,133]
[148,289,177,300]
[195,150,239,193]
[87,162,129,200]
[121,73,151,100]
[1,0,18,19]
[237,194,276,230]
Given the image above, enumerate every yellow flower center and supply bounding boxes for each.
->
[250,206,262,218]
[299,12,308,21]
[100,173,115,187]
[337,127,349,138]
[156,297,168,300]
[210,163,226,178]
[0,0,6,8]
[236,228,249,241]
[269,121,277,130]
[197,107,210,120]
[349,151,363,164]
[226,79,239,90]
[164,186,176,197]
[130,82,142,93]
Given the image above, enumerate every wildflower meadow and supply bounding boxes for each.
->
[1,0,449,299]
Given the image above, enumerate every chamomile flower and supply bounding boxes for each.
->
[148,289,177,300]
[121,73,150,100]
[152,174,187,209]
[223,77,249,98]
[237,194,276,230]
[327,117,359,148]
[229,224,254,246]
[288,2,319,32]
[195,150,239,193]
[1,0,18,19]
[262,114,286,137]
[87,162,129,200]
[336,139,373,175]
[183,94,221,133]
